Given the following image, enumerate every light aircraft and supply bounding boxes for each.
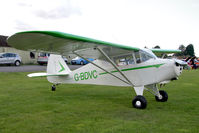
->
[8,31,184,109]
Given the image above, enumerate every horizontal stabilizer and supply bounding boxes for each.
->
[27,73,68,77]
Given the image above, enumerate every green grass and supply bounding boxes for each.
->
[0,70,199,133]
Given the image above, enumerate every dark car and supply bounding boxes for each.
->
[71,57,94,65]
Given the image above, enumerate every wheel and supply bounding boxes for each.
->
[80,61,84,65]
[15,60,21,66]
[38,63,44,65]
[52,85,56,91]
[155,90,168,102]
[132,95,147,109]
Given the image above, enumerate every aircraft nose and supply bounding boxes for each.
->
[174,60,183,77]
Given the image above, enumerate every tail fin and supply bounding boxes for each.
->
[27,54,70,78]
[47,54,71,75]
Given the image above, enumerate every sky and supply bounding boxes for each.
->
[0,0,199,56]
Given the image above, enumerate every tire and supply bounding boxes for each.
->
[155,90,168,102]
[80,61,84,65]
[132,95,147,109]
[52,85,56,91]
[14,60,21,66]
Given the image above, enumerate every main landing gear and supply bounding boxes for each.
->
[132,95,147,109]
[132,85,168,109]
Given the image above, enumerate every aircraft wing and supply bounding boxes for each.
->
[7,31,139,59]
[8,31,181,59]
[151,48,181,57]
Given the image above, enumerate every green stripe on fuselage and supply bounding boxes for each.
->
[99,63,165,75]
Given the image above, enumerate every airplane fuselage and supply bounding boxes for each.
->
[47,58,182,87]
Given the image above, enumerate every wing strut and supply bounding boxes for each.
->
[73,51,131,85]
[96,47,134,87]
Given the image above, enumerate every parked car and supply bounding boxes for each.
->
[71,57,94,65]
[0,53,22,66]
[37,53,68,65]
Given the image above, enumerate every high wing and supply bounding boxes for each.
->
[151,48,181,57]
[7,31,139,59]
[8,31,181,59]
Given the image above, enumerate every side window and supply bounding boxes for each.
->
[140,50,154,62]
[4,53,10,57]
[8,53,13,57]
[125,55,135,65]
[114,54,135,66]
[140,52,148,62]
[2,54,6,58]
[134,51,141,63]
[10,54,16,57]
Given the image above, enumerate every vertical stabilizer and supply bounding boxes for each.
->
[47,54,71,75]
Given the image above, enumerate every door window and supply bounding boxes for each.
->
[113,54,135,66]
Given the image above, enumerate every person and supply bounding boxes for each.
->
[184,57,192,69]
[30,52,35,59]
[190,56,197,69]
[185,57,191,62]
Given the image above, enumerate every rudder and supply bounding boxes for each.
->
[47,54,71,75]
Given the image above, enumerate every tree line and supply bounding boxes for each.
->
[153,44,195,57]
[176,44,195,57]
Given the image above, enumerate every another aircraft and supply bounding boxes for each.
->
[8,31,184,109]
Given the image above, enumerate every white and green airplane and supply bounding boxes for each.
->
[8,31,185,109]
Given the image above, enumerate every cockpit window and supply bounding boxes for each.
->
[113,49,156,65]
[134,51,141,63]
[134,50,155,64]
[140,50,155,62]
[113,54,135,66]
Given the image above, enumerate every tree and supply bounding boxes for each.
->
[179,44,186,52]
[153,45,160,49]
[185,44,195,56]
[175,44,186,56]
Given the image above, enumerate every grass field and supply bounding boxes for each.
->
[0,70,199,133]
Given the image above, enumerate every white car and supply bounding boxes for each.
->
[0,53,22,66]
[37,53,68,65]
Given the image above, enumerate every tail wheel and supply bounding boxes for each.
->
[15,60,21,66]
[52,85,56,91]
[155,90,168,102]
[132,95,147,109]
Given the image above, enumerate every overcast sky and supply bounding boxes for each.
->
[0,0,199,56]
